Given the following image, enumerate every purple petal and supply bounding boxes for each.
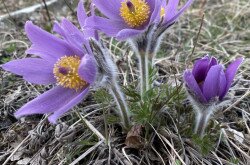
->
[1,58,55,85]
[76,1,99,40]
[93,0,122,20]
[147,0,162,24]
[59,19,86,55]
[163,0,194,26]
[25,21,74,60]
[52,22,65,36]
[116,28,144,40]
[208,56,218,67]
[192,56,218,83]
[14,86,84,118]
[164,0,180,21]
[84,27,99,40]
[77,0,87,28]
[221,57,244,98]
[53,19,86,57]
[78,54,97,84]
[192,56,210,83]
[218,71,227,100]
[26,45,57,63]
[54,19,93,54]
[48,87,89,124]
[85,16,125,37]
[203,65,225,101]
[184,70,207,103]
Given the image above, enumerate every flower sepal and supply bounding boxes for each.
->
[187,91,232,137]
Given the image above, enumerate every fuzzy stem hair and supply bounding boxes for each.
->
[109,82,130,130]
[128,24,158,96]
[194,110,212,137]
[90,39,131,130]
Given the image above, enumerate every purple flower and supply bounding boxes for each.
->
[84,0,161,40]
[160,0,194,28]
[1,20,97,124]
[184,56,243,103]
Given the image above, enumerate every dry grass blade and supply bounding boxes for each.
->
[2,134,31,165]
[69,140,104,165]
[150,124,186,165]
[223,89,250,113]
[76,111,106,141]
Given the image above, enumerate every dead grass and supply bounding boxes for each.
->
[0,0,250,164]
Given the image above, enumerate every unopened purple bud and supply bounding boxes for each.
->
[184,55,243,104]
[183,55,243,137]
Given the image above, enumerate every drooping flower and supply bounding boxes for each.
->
[183,55,243,137]
[1,20,97,124]
[184,56,243,104]
[84,0,161,40]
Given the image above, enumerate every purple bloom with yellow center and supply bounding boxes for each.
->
[85,0,161,40]
[1,20,97,124]
[184,56,243,104]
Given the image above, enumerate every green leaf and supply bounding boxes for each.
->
[4,43,16,54]
[191,134,216,155]
[175,159,181,165]
[107,115,120,124]
[93,88,112,105]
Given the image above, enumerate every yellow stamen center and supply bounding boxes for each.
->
[160,7,165,18]
[53,56,86,90]
[120,0,150,28]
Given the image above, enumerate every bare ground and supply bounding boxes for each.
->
[0,0,250,164]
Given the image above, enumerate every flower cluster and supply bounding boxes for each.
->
[1,0,244,139]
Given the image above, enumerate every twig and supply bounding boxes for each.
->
[41,0,52,25]
[63,0,75,15]
[1,0,17,28]
[186,13,205,67]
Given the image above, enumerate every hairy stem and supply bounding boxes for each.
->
[139,54,149,95]
[110,82,130,130]
[194,111,211,137]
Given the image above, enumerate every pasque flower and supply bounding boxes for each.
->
[1,20,97,124]
[184,55,243,137]
[85,0,161,40]
[184,56,243,104]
